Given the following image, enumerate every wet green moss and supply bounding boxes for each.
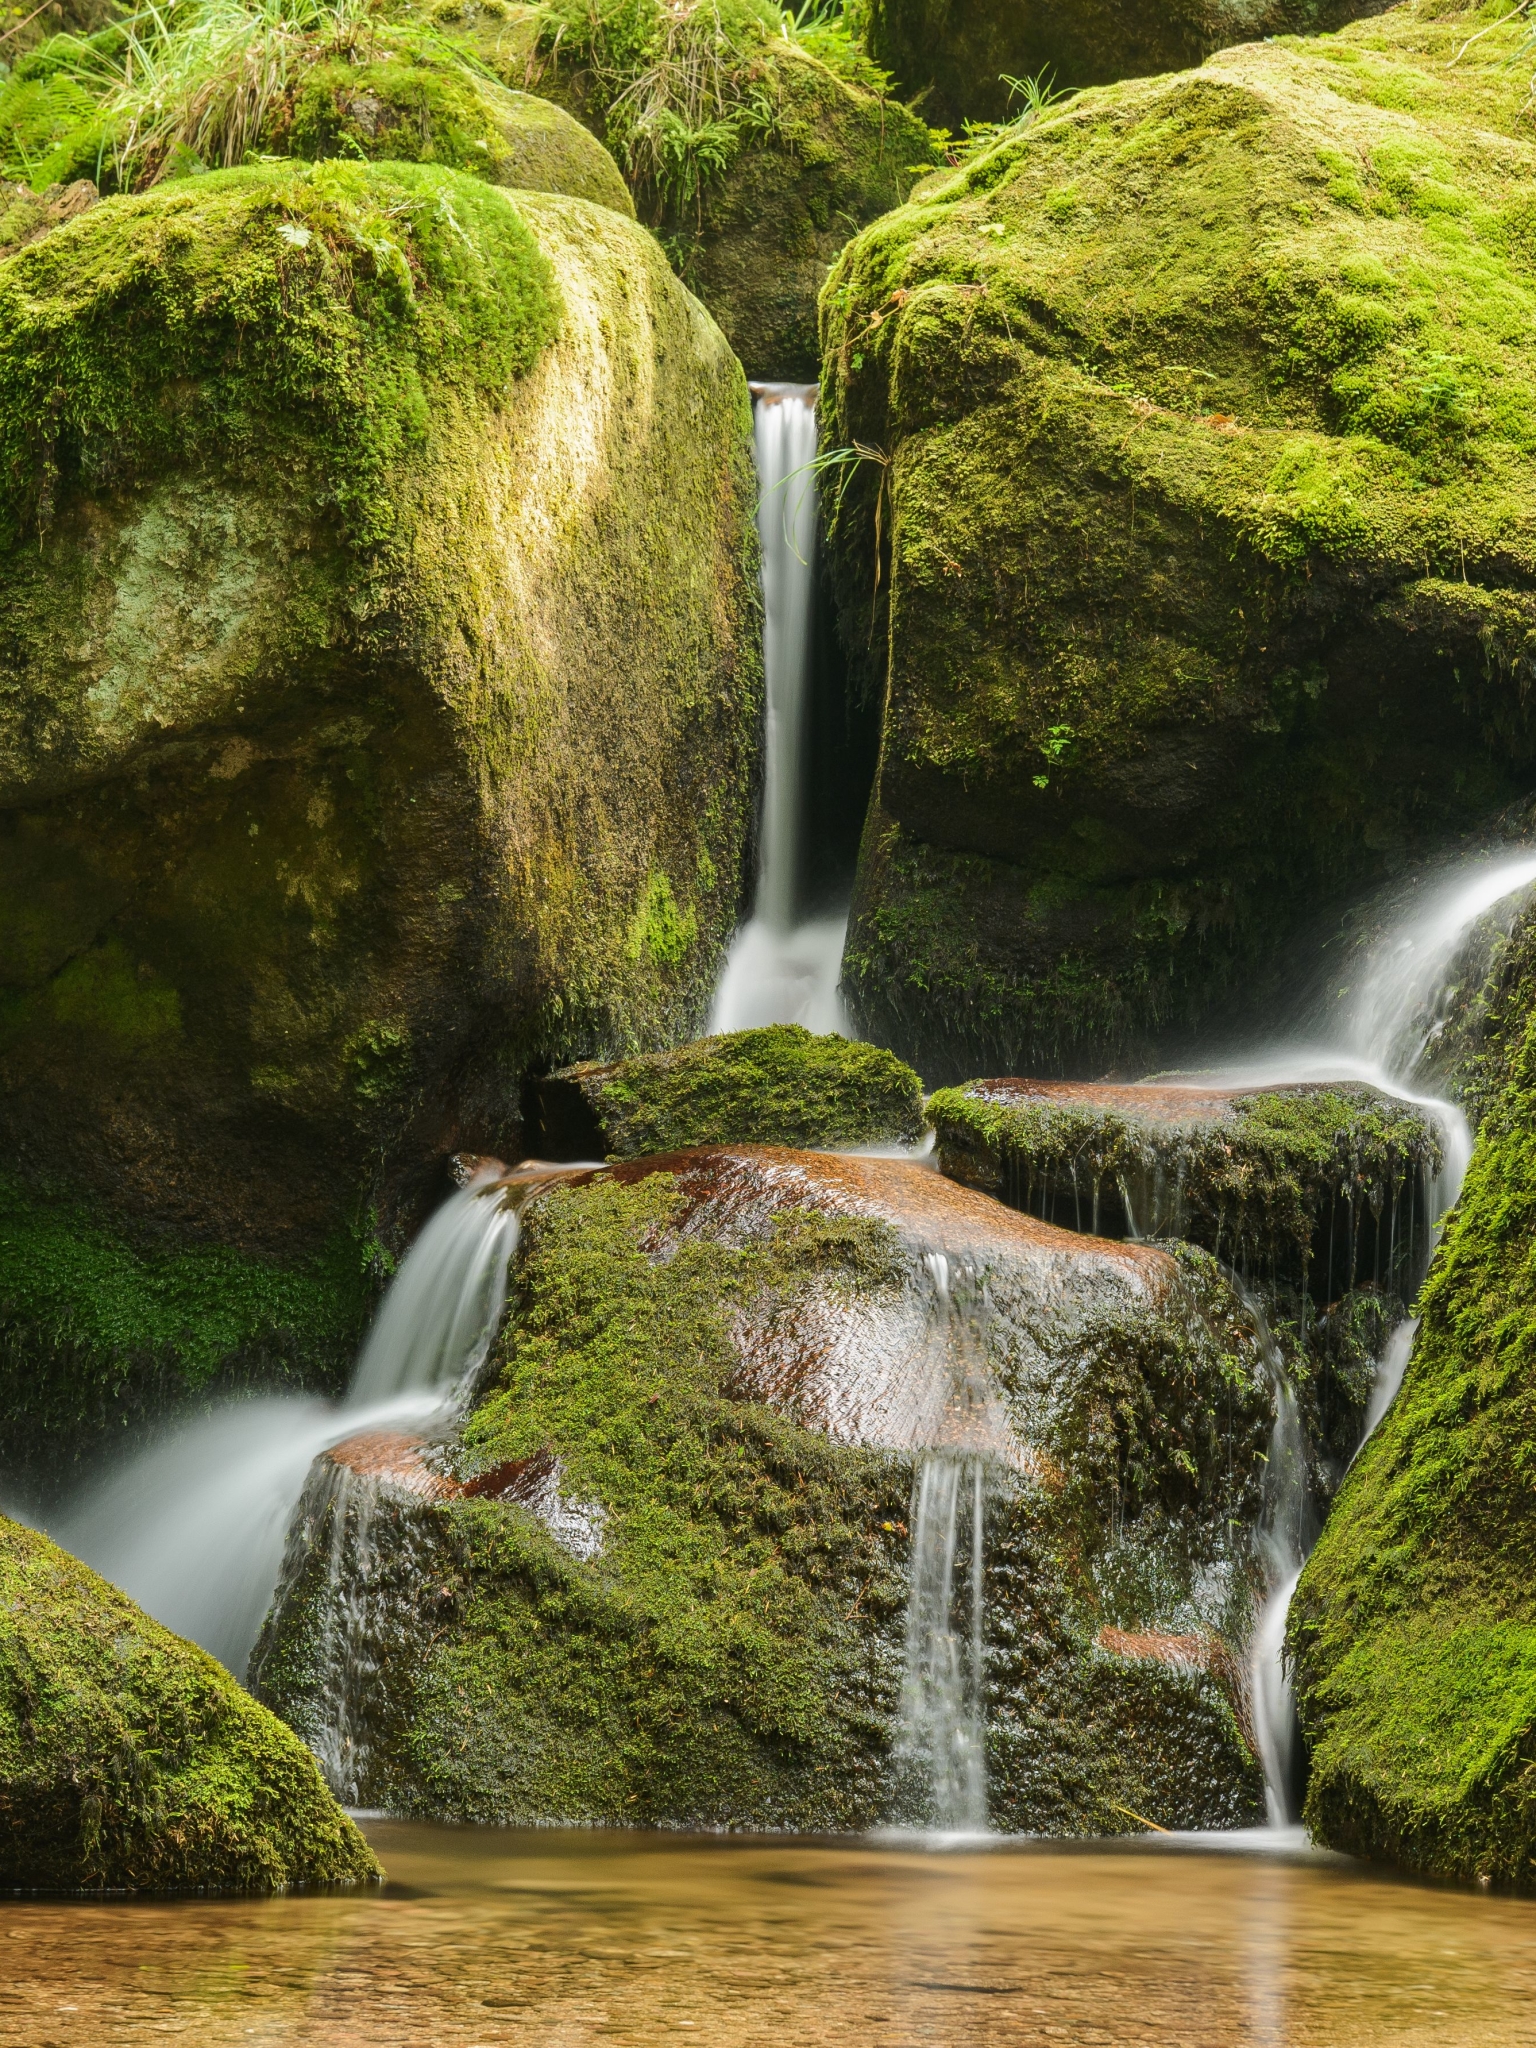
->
[0,157,559,555]
[0,1515,380,1891]
[1290,929,1536,1888]
[541,1024,926,1157]
[0,1175,379,1487]
[822,0,1536,1078]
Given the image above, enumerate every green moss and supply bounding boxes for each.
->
[624,869,697,971]
[543,1023,926,1155]
[0,1514,380,1891]
[0,157,559,554]
[0,1175,379,1483]
[822,0,1536,1078]
[1290,942,1536,1886]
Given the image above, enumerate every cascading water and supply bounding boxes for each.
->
[709,383,852,1035]
[1228,850,1536,1826]
[49,1172,524,1676]
[897,1254,992,1832]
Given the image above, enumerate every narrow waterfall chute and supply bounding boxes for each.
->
[710,382,852,1036]
[49,1173,525,1676]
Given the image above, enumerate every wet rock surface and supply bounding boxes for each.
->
[255,1145,1269,1832]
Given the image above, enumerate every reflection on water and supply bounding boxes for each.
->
[5,1826,1536,2046]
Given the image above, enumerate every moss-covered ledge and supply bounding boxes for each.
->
[1290,984,1536,1888]
[0,1515,380,1892]
[535,1026,926,1158]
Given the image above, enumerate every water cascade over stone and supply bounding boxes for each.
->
[710,384,851,1034]
[50,1171,528,1676]
[1237,851,1536,1824]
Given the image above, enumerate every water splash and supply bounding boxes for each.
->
[710,382,851,1035]
[50,1174,524,1676]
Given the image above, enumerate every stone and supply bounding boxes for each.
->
[533,1025,926,1159]
[0,1514,379,1892]
[254,1144,1271,1832]
[0,159,760,1462]
[864,0,1393,128]
[821,2,1536,1084]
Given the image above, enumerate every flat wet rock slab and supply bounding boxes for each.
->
[928,1077,1443,1295]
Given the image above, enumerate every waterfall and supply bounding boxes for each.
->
[897,1254,991,1832]
[1234,849,1536,1827]
[709,383,852,1036]
[49,1172,523,1676]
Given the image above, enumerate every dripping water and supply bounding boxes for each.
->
[710,383,851,1035]
[48,1170,525,1677]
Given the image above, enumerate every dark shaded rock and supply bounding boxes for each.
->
[0,1514,379,1892]
[822,4,1536,1083]
[255,1145,1269,1832]
[865,0,1393,128]
[534,1026,925,1160]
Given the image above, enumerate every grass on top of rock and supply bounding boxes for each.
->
[1290,910,1536,1891]
[539,1024,926,1157]
[0,1514,380,1890]
[0,155,559,554]
[0,1175,379,1484]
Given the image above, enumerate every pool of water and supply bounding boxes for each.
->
[4,1824,1536,2046]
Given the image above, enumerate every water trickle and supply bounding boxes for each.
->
[50,1172,525,1676]
[710,383,851,1035]
[897,1254,994,1832]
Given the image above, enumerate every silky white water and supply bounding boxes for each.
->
[710,383,852,1036]
[50,1174,523,1676]
[1219,849,1536,1824]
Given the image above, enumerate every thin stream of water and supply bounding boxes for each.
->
[48,1172,524,1676]
[709,382,852,1035]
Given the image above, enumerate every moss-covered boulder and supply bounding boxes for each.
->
[254,1146,1270,1831]
[1289,914,1536,1889]
[864,0,1391,128]
[534,1025,925,1157]
[822,1,1536,1084]
[1,18,633,215]
[456,0,937,377]
[0,159,760,1447]
[0,1514,379,1891]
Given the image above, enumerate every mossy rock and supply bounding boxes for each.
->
[278,50,634,214]
[1,21,633,216]
[0,159,759,1362]
[1289,909,1536,1890]
[822,0,1536,1084]
[464,0,937,378]
[0,1176,381,1494]
[865,0,1392,128]
[0,176,95,255]
[254,1149,1268,1830]
[535,1025,926,1156]
[0,1514,379,1891]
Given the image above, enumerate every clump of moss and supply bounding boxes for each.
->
[0,1176,378,1487]
[0,155,559,553]
[538,1024,926,1157]
[822,0,1536,1080]
[0,1514,380,1891]
[1290,912,1536,1889]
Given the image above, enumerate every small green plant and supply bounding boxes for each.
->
[1033,722,1075,789]
[946,65,1066,166]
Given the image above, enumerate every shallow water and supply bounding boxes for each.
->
[6,1826,1536,2046]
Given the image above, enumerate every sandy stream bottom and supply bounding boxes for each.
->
[4,1824,1536,2047]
